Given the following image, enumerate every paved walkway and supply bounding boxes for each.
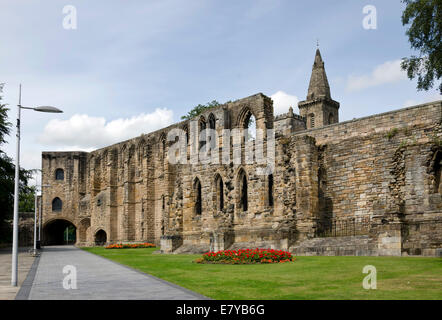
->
[25,246,206,300]
[0,247,35,300]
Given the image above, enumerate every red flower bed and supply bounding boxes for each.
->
[196,249,295,264]
[105,243,156,249]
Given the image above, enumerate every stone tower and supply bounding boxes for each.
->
[298,49,340,129]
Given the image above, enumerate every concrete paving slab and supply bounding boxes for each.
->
[0,247,36,300]
[27,246,207,300]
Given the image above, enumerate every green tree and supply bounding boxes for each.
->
[181,100,221,120]
[0,84,31,242]
[401,0,442,94]
[19,185,36,212]
[0,85,10,145]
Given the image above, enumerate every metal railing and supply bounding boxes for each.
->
[316,216,371,238]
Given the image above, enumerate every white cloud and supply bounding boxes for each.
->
[271,91,299,115]
[346,60,407,92]
[38,108,174,150]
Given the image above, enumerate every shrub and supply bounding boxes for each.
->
[105,243,156,249]
[197,248,295,264]
[386,128,399,140]
[399,140,408,149]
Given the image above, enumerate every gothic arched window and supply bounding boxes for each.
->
[55,168,64,180]
[268,174,274,207]
[182,125,189,145]
[208,113,216,130]
[52,197,62,212]
[182,125,190,161]
[243,111,256,141]
[238,170,248,212]
[215,174,224,211]
[199,117,207,151]
[194,178,202,215]
[208,114,216,150]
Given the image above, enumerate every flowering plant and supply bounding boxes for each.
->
[105,243,156,249]
[197,248,295,264]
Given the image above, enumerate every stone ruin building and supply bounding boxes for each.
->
[41,49,442,256]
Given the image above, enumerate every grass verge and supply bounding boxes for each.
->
[82,247,442,300]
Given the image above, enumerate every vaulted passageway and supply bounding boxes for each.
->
[43,219,76,245]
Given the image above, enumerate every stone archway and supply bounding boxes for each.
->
[42,219,77,246]
[94,229,107,246]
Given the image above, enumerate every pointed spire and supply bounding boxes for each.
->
[306,48,331,100]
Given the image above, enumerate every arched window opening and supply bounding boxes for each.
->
[268,174,274,207]
[215,175,224,211]
[239,171,248,212]
[52,197,62,212]
[208,114,216,151]
[55,168,64,180]
[194,178,202,215]
[329,113,335,125]
[95,230,107,246]
[219,177,224,211]
[199,118,207,151]
[244,112,256,141]
[181,125,190,161]
[310,113,315,128]
[208,114,216,130]
[182,125,189,145]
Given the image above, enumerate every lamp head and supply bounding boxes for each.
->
[34,106,63,113]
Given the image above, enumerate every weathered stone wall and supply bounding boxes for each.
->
[41,95,442,256]
[41,151,87,243]
[18,212,34,247]
[274,107,306,135]
[288,101,442,256]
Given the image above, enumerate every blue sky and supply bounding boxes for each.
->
[0,0,441,173]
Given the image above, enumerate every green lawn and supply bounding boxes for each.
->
[82,247,442,300]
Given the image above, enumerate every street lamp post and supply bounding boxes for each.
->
[31,169,40,256]
[33,186,38,254]
[38,192,42,249]
[11,84,63,286]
